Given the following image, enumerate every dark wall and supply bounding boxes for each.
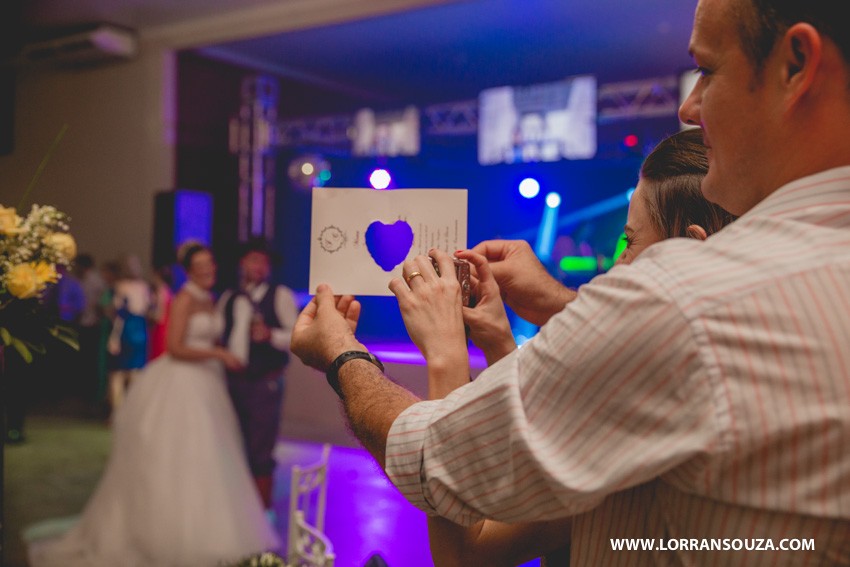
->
[175,51,246,288]
[0,1,23,156]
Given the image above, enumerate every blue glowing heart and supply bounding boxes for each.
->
[365,220,414,272]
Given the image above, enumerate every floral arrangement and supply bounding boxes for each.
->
[0,125,78,363]
[0,203,78,362]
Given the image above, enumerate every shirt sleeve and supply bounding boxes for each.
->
[228,295,252,365]
[386,259,717,526]
[269,285,297,352]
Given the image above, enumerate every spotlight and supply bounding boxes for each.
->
[545,192,561,209]
[624,134,639,148]
[288,154,331,191]
[518,178,540,199]
[369,168,392,190]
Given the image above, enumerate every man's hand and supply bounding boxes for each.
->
[454,249,517,366]
[291,284,364,372]
[470,240,576,326]
[250,319,272,343]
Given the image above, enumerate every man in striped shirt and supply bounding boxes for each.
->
[292,0,850,563]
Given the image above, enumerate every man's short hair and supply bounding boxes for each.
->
[239,237,281,264]
[736,0,850,75]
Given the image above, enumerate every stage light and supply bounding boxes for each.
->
[612,232,628,263]
[624,134,639,148]
[626,187,636,201]
[288,154,331,191]
[369,168,392,190]
[559,256,598,272]
[518,178,540,199]
[514,186,564,343]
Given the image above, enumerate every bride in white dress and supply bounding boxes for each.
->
[28,243,280,567]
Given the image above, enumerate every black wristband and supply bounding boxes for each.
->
[326,351,384,399]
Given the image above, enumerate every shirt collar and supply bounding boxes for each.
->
[244,281,269,301]
[743,165,850,221]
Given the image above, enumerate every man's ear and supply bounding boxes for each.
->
[686,224,708,241]
[780,23,822,104]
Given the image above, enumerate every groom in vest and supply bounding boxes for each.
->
[220,239,298,508]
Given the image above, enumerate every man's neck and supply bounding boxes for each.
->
[243,280,268,293]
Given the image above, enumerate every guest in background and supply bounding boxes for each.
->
[219,239,298,509]
[74,253,106,406]
[94,260,120,411]
[41,264,85,399]
[107,254,151,416]
[148,264,173,360]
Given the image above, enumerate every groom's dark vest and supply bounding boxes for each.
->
[222,285,289,377]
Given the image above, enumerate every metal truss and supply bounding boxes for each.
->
[421,100,478,136]
[597,76,679,122]
[244,77,681,157]
[274,114,353,148]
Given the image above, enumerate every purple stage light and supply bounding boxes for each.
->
[369,168,392,190]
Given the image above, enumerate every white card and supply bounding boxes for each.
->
[309,188,467,296]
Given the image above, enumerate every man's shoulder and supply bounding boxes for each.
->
[218,288,248,308]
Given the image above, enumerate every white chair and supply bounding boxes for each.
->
[287,444,335,567]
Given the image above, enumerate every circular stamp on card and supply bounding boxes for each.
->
[318,225,347,253]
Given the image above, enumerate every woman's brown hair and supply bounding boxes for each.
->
[640,128,736,239]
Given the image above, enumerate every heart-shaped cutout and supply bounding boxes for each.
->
[365,220,414,272]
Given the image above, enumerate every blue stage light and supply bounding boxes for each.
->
[545,192,561,208]
[518,178,540,199]
[369,169,392,190]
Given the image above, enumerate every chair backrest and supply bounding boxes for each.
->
[288,444,335,567]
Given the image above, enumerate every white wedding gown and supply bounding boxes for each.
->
[28,310,280,567]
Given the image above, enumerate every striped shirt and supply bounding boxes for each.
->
[386,166,850,565]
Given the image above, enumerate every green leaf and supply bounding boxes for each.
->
[10,337,33,363]
[0,327,11,346]
[49,326,80,351]
[26,341,46,355]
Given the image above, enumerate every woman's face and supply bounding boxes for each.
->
[615,181,665,266]
[188,250,217,290]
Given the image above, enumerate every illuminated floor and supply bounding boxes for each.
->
[273,441,431,567]
[274,440,541,567]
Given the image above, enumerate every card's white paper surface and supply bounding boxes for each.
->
[309,188,467,295]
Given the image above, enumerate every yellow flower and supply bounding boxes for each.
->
[6,263,41,299]
[45,232,77,261]
[0,205,23,236]
[33,261,59,286]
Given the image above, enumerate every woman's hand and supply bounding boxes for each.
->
[389,250,470,398]
[217,348,245,372]
[454,250,517,366]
